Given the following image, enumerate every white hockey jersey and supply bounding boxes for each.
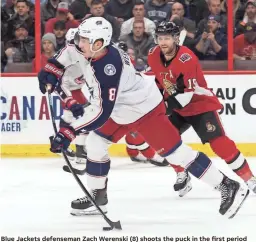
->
[51,43,162,132]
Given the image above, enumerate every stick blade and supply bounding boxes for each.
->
[102,221,122,231]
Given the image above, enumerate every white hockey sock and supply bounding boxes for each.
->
[75,133,88,148]
[165,143,223,188]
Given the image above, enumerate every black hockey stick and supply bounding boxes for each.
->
[46,87,122,231]
[63,164,87,175]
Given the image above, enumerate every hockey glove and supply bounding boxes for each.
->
[66,98,85,118]
[50,126,76,153]
[38,63,64,94]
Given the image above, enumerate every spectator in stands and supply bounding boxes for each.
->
[195,15,227,60]
[70,0,91,20]
[196,0,227,37]
[2,0,17,18]
[85,0,120,41]
[221,0,245,26]
[185,0,208,26]
[53,20,66,51]
[41,0,60,24]
[170,2,196,38]
[119,20,155,71]
[32,33,56,72]
[45,2,79,34]
[236,0,256,35]
[144,0,171,25]
[7,0,35,40]
[3,22,35,64]
[172,17,196,50]
[234,22,256,60]
[105,0,135,24]
[120,1,156,38]
[1,8,11,43]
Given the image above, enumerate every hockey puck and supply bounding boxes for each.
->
[103,227,113,231]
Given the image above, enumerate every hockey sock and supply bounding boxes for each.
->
[164,143,223,188]
[75,133,89,147]
[86,157,110,189]
[210,136,253,181]
[186,152,223,188]
[170,164,184,173]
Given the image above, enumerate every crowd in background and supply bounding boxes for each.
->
[1,0,256,72]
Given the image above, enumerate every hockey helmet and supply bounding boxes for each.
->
[65,28,78,43]
[76,17,112,52]
[155,21,180,37]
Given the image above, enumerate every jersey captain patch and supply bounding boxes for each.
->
[179,53,192,63]
[104,64,116,76]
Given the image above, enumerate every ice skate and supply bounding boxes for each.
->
[71,181,108,216]
[246,176,256,193]
[173,170,192,197]
[149,158,169,167]
[216,176,249,218]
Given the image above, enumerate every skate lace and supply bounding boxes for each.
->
[78,190,97,204]
[218,183,229,204]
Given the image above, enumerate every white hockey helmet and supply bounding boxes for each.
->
[77,17,112,52]
[65,28,78,43]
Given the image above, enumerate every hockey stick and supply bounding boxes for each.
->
[46,87,122,231]
[63,164,87,175]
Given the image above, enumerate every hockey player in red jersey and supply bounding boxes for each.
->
[148,21,256,193]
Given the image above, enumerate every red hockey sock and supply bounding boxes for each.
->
[140,147,155,159]
[170,164,184,173]
[126,147,139,157]
[209,136,253,181]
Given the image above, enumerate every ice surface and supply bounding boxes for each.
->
[1,157,255,240]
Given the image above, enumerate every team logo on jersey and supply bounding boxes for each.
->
[75,75,86,84]
[104,64,116,76]
[206,122,216,132]
[160,72,176,95]
[179,53,192,63]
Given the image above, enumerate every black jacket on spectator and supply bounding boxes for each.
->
[144,0,171,25]
[1,8,10,43]
[2,3,16,18]
[185,0,208,26]
[7,14,35,40]
[41,0,58,23]
[105,0,135,21]
[196,14,227,38]
[194,31,227,60]
[86,13,121,42]
[70,0,90,20]
[4,36,35,63]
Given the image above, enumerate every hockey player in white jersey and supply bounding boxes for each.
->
[53,28,89,164]
[38,17,249,219]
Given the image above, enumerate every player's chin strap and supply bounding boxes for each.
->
[46,84,122,231]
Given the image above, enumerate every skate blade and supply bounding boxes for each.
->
[225,186,249,219]
[70,205,107,216]
[179,182,192,197]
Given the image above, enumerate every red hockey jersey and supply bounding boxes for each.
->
[148,45,223,116]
